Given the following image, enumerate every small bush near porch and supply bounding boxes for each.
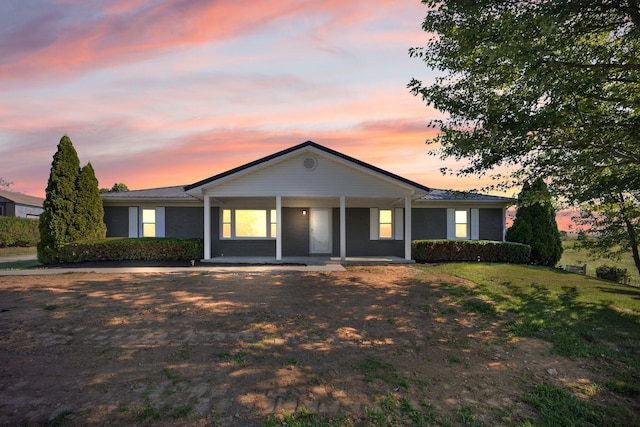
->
[53,237,203,263]
[412,239,531,264]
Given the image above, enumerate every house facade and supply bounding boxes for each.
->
[101,141,513,261]
[0,190,44,218]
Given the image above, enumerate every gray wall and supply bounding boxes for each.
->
[165,207,203,238]
[104,206,129,237]
[479,208,504,241]
[345,208,404,257]
[412,208,447,240]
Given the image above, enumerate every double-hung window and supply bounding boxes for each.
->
[142,208,156,237]
[447,208,479,240]
[370,208,403,240]
[222,209,277,239]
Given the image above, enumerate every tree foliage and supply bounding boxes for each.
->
[0,177,12,189]
[76,162,107,241]
[38,135,106,263]
[99,182,129,193]
[409,0,640,274]
[506,179,563,267]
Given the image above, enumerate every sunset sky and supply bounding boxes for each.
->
[0,0,509,199]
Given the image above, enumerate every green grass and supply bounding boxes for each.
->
[559,238,639,285]
[416,262,639,426]
[521,383,623,426]
[0,246,37,257]
[0,259,41,270]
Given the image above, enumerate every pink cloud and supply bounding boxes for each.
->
[0,0,404,86]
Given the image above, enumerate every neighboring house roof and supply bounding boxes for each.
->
[0,189,44,207]
[184,140,432,194]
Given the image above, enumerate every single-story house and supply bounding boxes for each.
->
[0,189,44,218]
[101,141,513,261]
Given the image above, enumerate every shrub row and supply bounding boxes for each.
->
[51,238,203,263]
[0,216,39,247]
[412,239,531,264]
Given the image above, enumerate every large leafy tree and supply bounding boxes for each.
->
[38,135,81,262]
[506,178,563,266]
[409,0,640,274]
[76,162,107,241]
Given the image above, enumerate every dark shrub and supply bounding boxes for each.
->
[0,216,40,247]
[595,265,628,283]
[412,240,531,264]
[52,238,203,263]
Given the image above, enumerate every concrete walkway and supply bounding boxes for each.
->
[0,255,416,276]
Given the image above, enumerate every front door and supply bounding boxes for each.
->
[310,208,332,254]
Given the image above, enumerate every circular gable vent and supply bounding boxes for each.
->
[303,156,317,171]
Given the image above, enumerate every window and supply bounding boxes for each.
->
[222,209,277,239]
[447,208,479,240]
[370,208,403,240]
[142,208,156,237]
[379,209,393,239]
[455,210,468,239]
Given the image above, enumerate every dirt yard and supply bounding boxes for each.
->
[0,266,615,425]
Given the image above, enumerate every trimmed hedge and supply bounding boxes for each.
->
[52,238,203,263]
[0,216,40,247]
[412,240,531,264]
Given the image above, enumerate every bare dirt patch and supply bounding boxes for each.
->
[0,266,610,425]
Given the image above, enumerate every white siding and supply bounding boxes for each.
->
[207,153,412,197]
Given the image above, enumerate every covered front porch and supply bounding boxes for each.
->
[202,195,416,261]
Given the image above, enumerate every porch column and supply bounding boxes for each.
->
[276,196,282,261]
[340,196,346,260]
[204,195,211,259]
[404,195,412,260]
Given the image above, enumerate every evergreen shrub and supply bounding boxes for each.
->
[54,238,203,263]
[412,240,531,264]
[0,216,40,247]
[595,265,628,283]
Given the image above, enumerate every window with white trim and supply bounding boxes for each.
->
[370,208,404,240]
[142,208,156,237]
[222,209,277,239]
[447,208,480,240]
[379,209,393,239]
[455,210,468,239]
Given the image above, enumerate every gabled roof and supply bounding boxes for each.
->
[184,140,431,193]
[0,189,44,207]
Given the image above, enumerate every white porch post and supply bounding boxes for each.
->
[404,195,412,260]
[340,196,346,261]
[204,195,211,259]
[276,196,282,261]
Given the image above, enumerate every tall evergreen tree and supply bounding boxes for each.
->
[506,178,563,267]
[38,135,81,262]
[75,162,107,241]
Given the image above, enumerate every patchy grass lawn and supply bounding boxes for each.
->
[0,265,638,426]
[0,246,36,258]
